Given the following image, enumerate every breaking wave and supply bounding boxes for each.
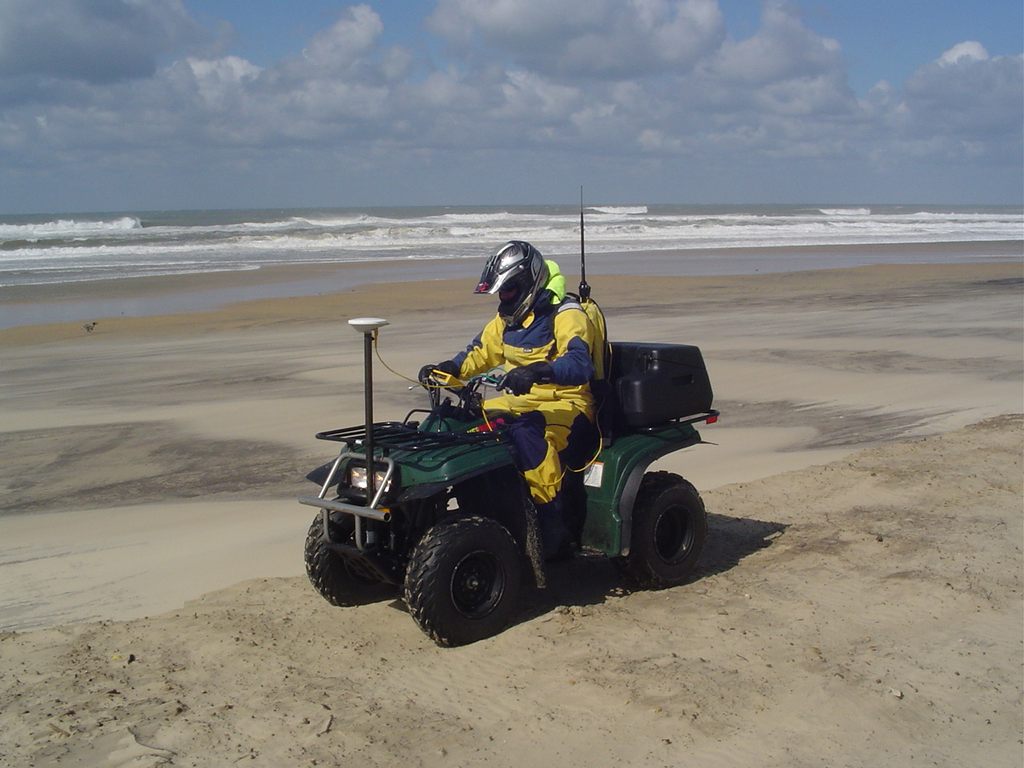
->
[590,206,648,215]
[818,208,871,216]
[0,204,1019,287]
[0,217,143,242]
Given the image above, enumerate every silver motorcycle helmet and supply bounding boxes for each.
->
[474,240,549,327]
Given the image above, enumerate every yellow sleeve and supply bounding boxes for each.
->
[457,315,506,377]
[554,307,593,357]
[549,307,595,384]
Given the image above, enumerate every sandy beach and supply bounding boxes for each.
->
[1,257,1022,766]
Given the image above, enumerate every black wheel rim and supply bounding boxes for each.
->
[653,504,694,565]
[450,549,505,619]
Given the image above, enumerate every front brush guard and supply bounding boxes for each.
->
[298,450,396,554]
[299,447,405,586]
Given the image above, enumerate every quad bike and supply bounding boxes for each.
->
[299,318,718,646]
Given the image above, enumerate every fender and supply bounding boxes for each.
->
[306,460,338,487]
[615,431,701,556]
[580,417,709,556]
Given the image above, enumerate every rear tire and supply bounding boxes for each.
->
[404,516,523,647]
[620,471,707,587]
[304,512,394,606]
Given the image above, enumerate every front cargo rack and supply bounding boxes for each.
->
[316,421,508,453]
[316,410,717,455]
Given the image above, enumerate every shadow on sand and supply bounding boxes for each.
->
[361,512,788,641]
[515,512,789,623]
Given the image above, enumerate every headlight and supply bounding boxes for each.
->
[348,465,391,493]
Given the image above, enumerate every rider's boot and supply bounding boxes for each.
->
[535,500,574,562]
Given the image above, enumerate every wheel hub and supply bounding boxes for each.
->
[450,550,504,619]
[654,504,693,564]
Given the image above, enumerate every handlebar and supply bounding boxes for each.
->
[421,368,507,414]
[423,368,506,392]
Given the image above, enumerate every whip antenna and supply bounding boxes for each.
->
[579,185,590,301]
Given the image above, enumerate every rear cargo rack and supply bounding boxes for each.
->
[681,410,718,426]
[627,410,719,433]
[316,421,507,453]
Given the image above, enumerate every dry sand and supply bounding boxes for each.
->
[1,260,1022,766]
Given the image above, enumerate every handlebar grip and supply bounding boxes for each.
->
[431,369,458,386]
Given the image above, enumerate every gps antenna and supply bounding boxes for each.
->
[578,186,591,301]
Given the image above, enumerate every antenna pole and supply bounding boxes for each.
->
[348,317,389,504]
[579,185,590,301]
[362,329,376,500]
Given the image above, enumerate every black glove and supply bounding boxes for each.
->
[418,359,460,385]
[501,362,553,395]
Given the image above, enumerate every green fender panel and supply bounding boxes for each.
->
[389,412,518,501]
[580,422,702,556]
[393,441,516,501]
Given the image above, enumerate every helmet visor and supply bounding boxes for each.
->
[474,243,531,295]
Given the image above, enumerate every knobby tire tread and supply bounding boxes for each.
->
[622,471,706,588]
[304,515,390,607]
[403,521,455,646]
[404,516,521,647]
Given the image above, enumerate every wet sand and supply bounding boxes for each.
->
[2,239,1020,328]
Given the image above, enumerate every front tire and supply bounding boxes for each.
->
[620,472,707,587]
[304,512,394,606]
[404,516,523,647]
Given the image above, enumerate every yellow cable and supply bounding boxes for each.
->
[372,333,463,391]
[372,333,505,434]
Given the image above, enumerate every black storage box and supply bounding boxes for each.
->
[609,342,714,428]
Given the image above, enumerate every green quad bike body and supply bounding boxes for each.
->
[299,341,717,647]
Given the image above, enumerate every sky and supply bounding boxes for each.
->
[0,0,1021,213]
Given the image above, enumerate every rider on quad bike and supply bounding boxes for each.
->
[300,235,715,647]
[419,241,600,559]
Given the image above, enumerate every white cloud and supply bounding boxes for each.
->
[754,72,854,117]
[938,41,989,66]
[428,0,725,78]
[500,71,581,119]
[302,5,383,72]
[903,46,1023,140]
[415,70,474,109]
[185,56,262,110]
[844,42,1022,190]
[428,0,585,44]
[0,1,1019,209]
[637,127,683,152]
[711,2,843,84]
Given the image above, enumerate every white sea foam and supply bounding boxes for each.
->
[0,216,143,242]
[589,206,648,215]
[818,207,871,216]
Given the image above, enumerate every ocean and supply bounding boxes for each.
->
[2,204,1021,288]
[0,203,1020,327]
